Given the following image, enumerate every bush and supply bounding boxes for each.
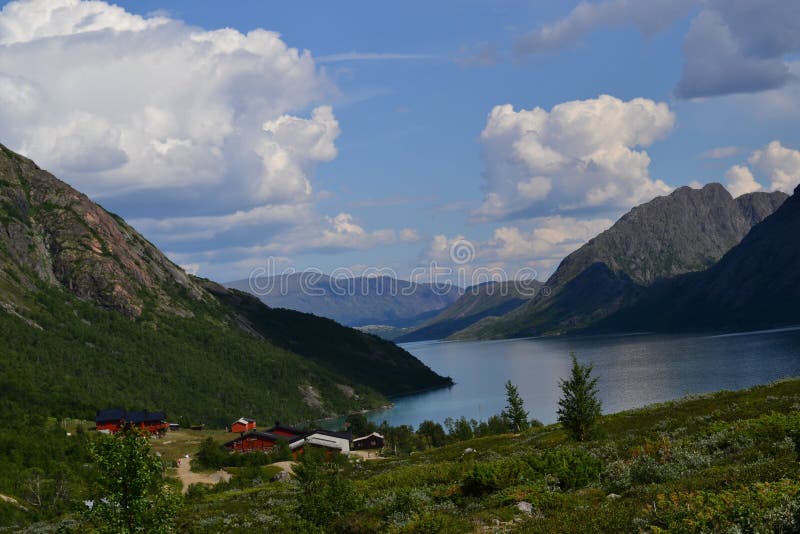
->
[462,458,533,496]
[526,448,603,490]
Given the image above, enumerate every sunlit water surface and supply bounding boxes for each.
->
[363,328,800,427]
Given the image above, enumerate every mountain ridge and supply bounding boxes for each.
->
[0,144,451,424]
[451,184,788,340]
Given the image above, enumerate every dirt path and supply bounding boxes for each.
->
[269,460,297,474]
[174,457,231,494]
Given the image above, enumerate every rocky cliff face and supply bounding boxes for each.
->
[453,184,788,339]
[0,143,451,421]
[598,184,800,333]
[0,144,204,317]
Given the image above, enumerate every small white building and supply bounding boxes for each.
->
[303,429,352,453]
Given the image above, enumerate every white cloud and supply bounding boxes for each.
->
[0,0,410,278]
[514,0,697,56]
[476,95,674,221]
[700,146,740,160]
[724,165,762,197]
[399,228,421,242]
[0,0,332,204]
[426,216,613,280]
[749,140,800,193]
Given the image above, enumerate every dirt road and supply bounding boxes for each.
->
[174,457,231,494]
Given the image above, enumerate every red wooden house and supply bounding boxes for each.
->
[223,430,305,454]
[230,418,257,433]
[94,409,168,435]
[95,408,126,433]
[127,411,169,435]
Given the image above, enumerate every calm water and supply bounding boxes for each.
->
[366,328,800,428]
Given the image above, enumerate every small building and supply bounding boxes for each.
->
[223,431,305,454]
[94,409,167,435]
[265,422,307,439]
[230,417,257,433]
[95,408,126,433]
[126,411,169,435]
[352,432,385,451]
[303,429,353,453]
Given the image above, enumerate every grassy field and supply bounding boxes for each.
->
[150,428,233,466]
[177,377,800,533]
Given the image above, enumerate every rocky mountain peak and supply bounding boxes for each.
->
[0,144,204,317]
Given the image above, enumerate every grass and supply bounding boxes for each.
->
[178,377,800,533]
[150,428,233,465]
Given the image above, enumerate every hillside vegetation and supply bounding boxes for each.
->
[176,378,800,533]
[0,143,450,426]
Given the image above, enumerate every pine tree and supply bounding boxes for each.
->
[501,380,530,432]
[557,354,602,441]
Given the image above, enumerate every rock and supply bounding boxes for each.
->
[516,501,533,514]
[454,183,788,339]
[271,471,291,482]
[606,493,621,500]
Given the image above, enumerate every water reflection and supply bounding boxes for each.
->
[366,328,800,428]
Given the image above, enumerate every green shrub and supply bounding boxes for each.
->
[526,448,603,490]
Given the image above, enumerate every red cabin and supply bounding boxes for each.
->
[95,408,126,433]
[94,409,168,436]
[230,418,257,433]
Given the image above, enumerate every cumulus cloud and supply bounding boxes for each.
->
[721,140,800,197]
[426,216,613,280]
[514,0,696,56]
[0,0,332,202]
[724,165,762,197]
[748,141,800,193]
[475,95,674,221]
[675,3,799,99]
[0,0,405,277]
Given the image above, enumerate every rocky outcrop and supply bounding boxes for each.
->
[598,184,800,333]
[453,184,788,339]
[0,144,204,317]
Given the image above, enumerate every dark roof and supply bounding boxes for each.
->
[265,424,308,437]
[223,430,305,449]
[126,411,166,424]
[96,408,125,423]
[310,429,353,441]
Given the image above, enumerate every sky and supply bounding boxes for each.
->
[0,0,799,285]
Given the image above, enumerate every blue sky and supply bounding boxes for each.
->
[1,0,799,284]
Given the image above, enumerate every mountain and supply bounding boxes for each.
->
[225,274,460,327]
[596,184,800,333]
[0,144,450,425]
[396,280,542,342]
[454,184,788,340]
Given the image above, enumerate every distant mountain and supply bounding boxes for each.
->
[396,280,541,342]
[0,144,450,425]
[596,184,800,333]
[454,184,788,339]
[225,274,460,327]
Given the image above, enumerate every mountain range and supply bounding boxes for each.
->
[225,274,460,327]
[396,280,542,342]
[596,183,800,333]
[0,144,451,425]
[449,184,788,339]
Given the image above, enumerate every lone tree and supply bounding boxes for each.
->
[501,380,530,432]
[557,354,602,441]
[84,428,180,533]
